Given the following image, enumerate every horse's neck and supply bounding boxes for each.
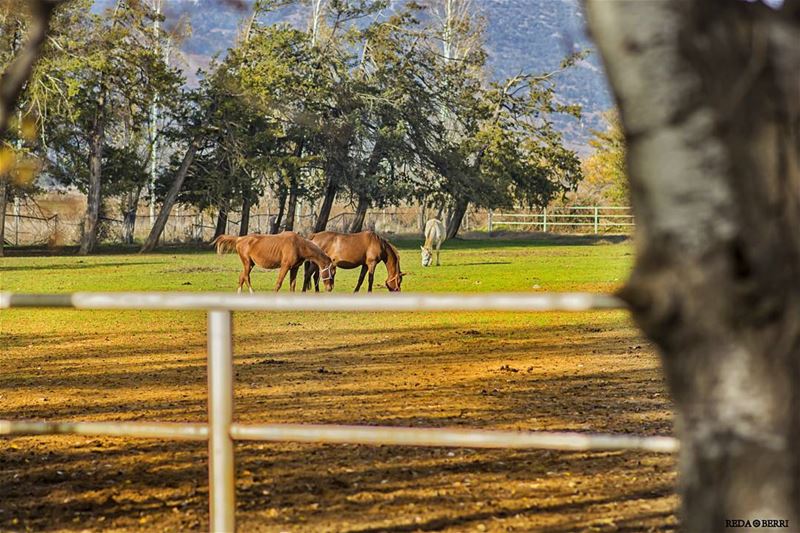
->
[382,239,399,275]
[423,233,433,249]
[303,241,329,267]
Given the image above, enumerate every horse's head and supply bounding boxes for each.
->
[386,271,408,292]
[320,261,337,292]
[420,246,432,267]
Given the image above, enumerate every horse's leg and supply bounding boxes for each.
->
[314,267,320,292]
[302,261,312,292]
[244,259,255,293]
[274,265,290,292]
[237,253,250,293]
[436,241,441,266]
[367,261,377,292]
[354,265,368,293]
[289,266,299,292]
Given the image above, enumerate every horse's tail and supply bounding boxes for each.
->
[212,235,239,255]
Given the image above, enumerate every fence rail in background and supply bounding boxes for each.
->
[0,291,674,532]
[488,206,634,234]
[3,205,632,247]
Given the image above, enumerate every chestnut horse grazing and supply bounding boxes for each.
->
[303,231,405,292]
[213,232,336,293]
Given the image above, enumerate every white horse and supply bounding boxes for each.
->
[421,218,445,267]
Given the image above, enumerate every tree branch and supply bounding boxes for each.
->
[0,0,63,136]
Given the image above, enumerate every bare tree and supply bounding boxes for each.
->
[0,0,63,256]
[422,0,481,63]
[585,0,800,529]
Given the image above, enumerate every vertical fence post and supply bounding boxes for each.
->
[208,310,235,533]
[13,197,20,246]
[543,207,548,233]
[487,210,493,234]
[594,207,599,234]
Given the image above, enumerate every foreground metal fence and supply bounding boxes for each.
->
[0,292,678,532]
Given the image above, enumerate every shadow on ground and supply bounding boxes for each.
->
[1,319,675,532]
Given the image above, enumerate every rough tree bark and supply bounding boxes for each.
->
[445,197,468,239]
[79,100,106,255]
[585,0,800,530]
[270,186,287,234]
[121,188,140,244]
[140,132,202,252]
[348,136,385,233]
[313,176,337,233]
[239,193,250,236]
[213,205,228,239]
[282,176,298,231]
[348,194,369,233]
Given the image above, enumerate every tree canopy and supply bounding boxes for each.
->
[2,0,587,251]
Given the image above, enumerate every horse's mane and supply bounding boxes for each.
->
[300,237,332,266]
[380,235,400,267]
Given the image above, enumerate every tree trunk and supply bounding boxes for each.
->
[314,176,337,233]
[282,177,298,231]
[585,0,800,529]
[121,188,140,245]
[446,197,468,239]
[0,180,7,255]
[213,205,228,239]
[140,132,202,252]
[348,134,384,234]
[270,186,287,234]
[0,0,60,137]
[348,194,369,233]
[79,104,105,255]
[239,193,251,236]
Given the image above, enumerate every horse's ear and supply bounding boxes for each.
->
[400,272,410,277]
[420,246,425,251]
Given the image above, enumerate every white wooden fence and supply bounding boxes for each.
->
[488,206,634,234]
[0,291,677,532]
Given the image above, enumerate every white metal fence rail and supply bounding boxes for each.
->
[488,206,634,234]
[0,292,677,532]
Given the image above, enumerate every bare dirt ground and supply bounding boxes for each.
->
[0,309,676,532]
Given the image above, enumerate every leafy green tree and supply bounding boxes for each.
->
[582,109,627,204]
[414,0,584,238]
[436,55,584,237]
[40,0,183,253]
[343,6,446,232]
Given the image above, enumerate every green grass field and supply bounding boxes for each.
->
[0,236,678,532]
[1,235,635,342]
[0,235,633,294]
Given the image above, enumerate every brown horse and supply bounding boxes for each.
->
[213,232,336,293]
[303,231,405,292]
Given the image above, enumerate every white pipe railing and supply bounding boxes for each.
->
[490,207,635,234]
[1,291,624,312]
[0,291,674,533]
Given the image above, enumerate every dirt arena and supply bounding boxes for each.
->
[0,240,677,531]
